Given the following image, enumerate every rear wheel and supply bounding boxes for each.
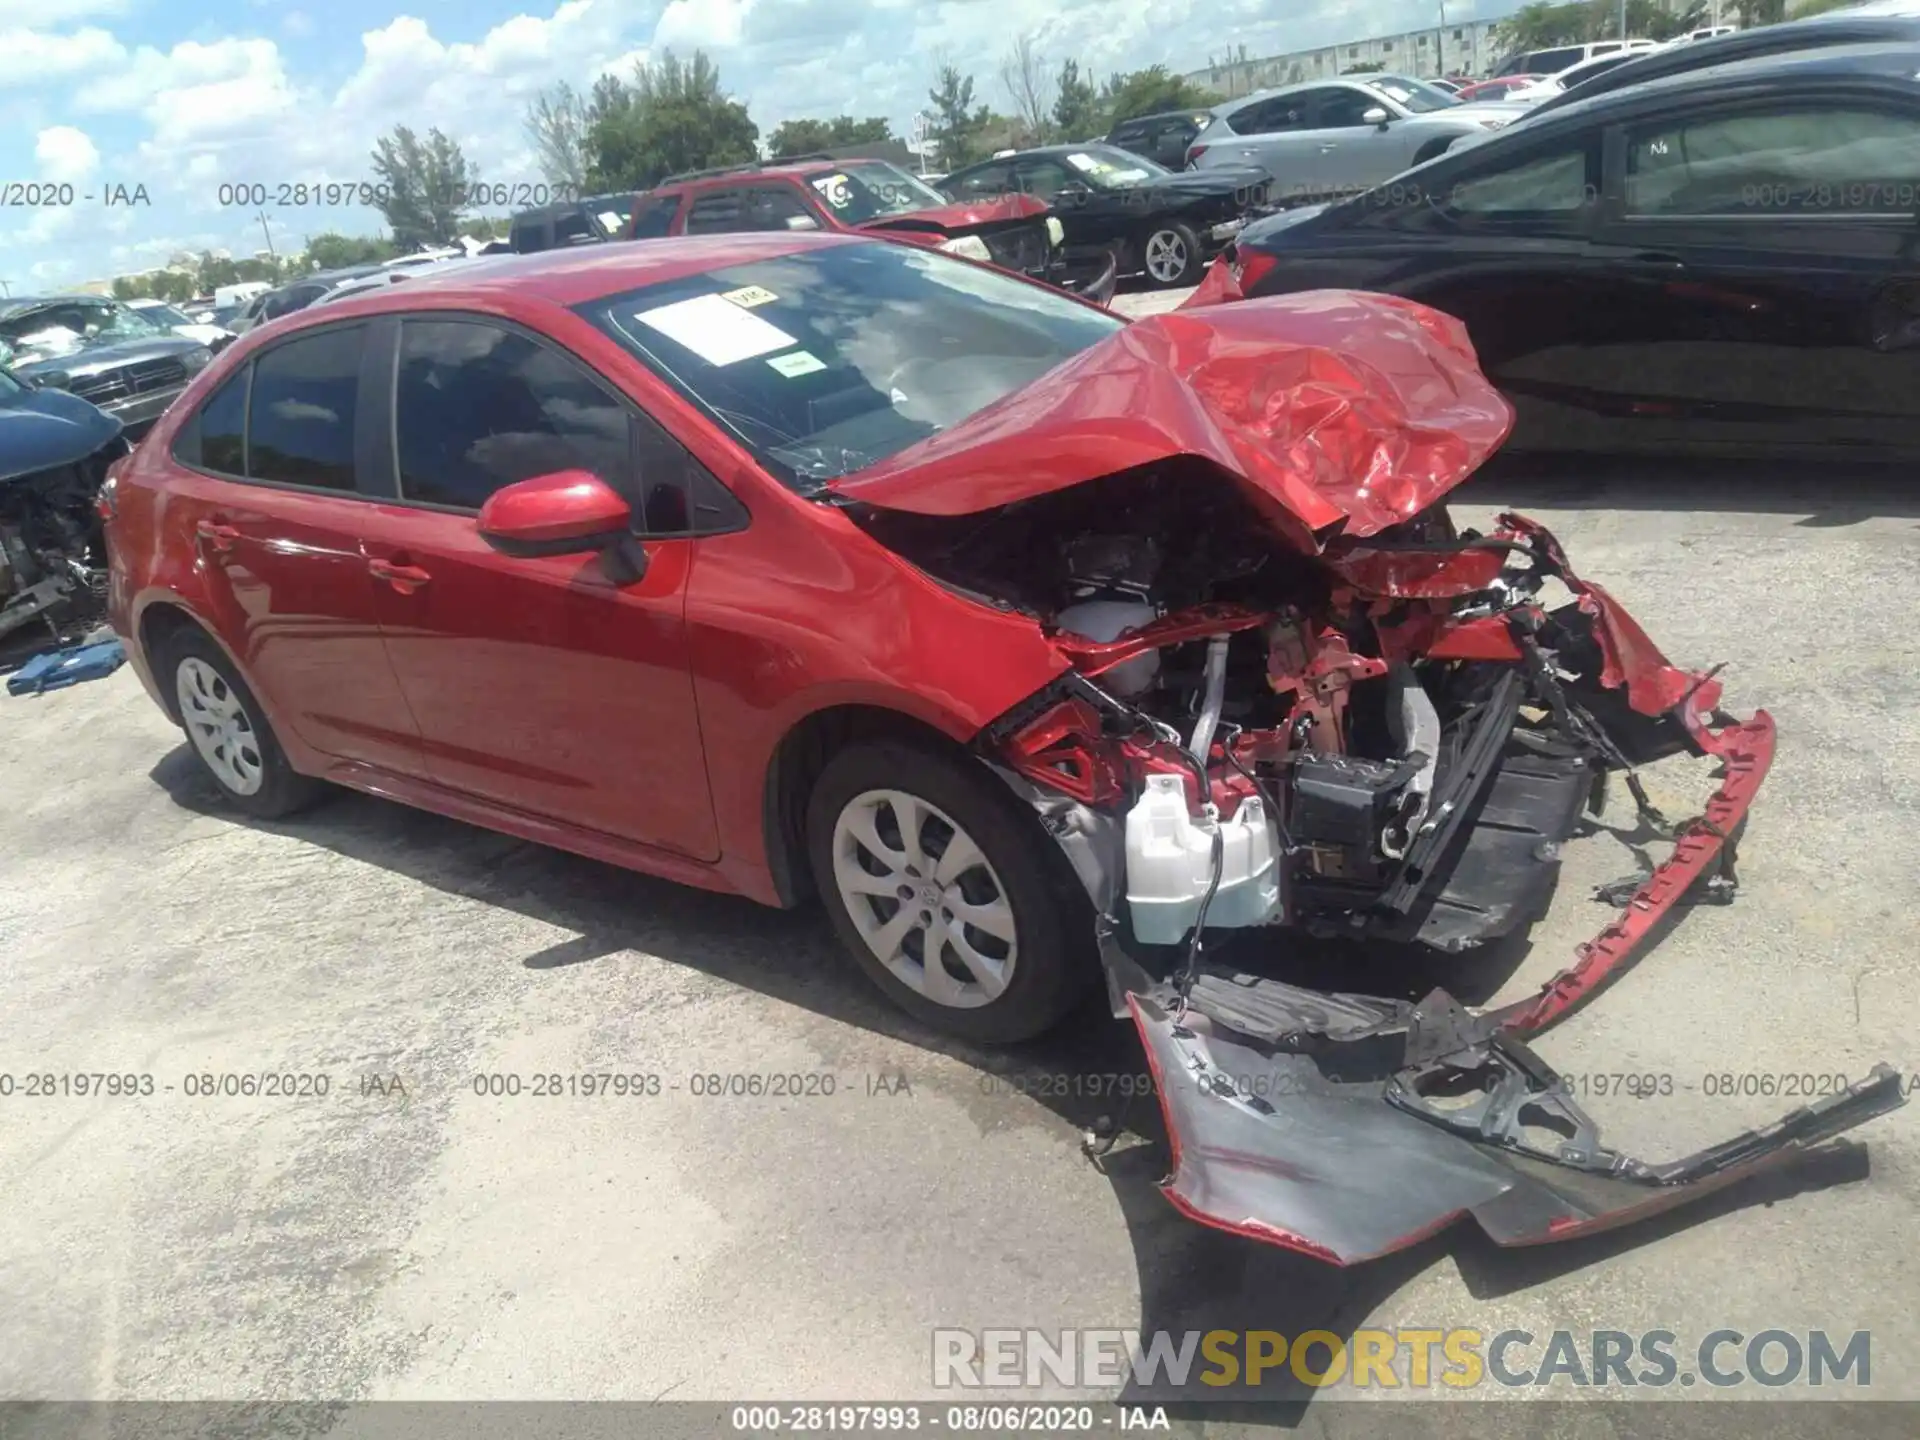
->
[161,627,323,819]
[1140,221,1203,288]
[806,740,1096,1044]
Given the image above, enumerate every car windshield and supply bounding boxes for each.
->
[141,304,194,326]
[578,239,1124,490]
[1369,75,1460,112]
[0,299,169,365]
[802,162,952,223]
[1056,146,1170,188]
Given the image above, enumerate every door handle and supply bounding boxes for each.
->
[195,520,240,553]
[368,557,432,594]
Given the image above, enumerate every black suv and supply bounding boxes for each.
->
[507,194,639,253]
[1104,109,1216,170]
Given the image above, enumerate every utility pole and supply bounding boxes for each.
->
[256,209,276,260]
[1619,0,1628,41]
[1437,1,1447,77]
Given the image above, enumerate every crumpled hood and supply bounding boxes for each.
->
[0,383,123,484]
[859,194,1050,234]
[827,290,1515,551]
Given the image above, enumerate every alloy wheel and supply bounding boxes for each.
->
[176,656,265,796]
[830,788,1018,1010]
[1144,229,1189,283]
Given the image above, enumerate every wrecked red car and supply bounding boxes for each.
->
[621,155,1119,304]
[104,233,1903,1264]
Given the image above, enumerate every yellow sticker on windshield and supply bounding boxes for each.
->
[767,350,827,377]
[721,285,779,308]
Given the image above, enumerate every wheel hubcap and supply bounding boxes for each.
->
[831,789,1017,1009]
[1145,230,1188,281]
[176,657,265,796]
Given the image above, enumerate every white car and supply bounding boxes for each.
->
[1188,74,1531,188]
[1504,48,1663,102]
[125,298,236,351]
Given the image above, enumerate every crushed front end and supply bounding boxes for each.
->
[833,291,1905,1260]
[971,506,1903,1261]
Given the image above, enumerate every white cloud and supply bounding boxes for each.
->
[0,27,127,87]
[654,0,753,50]
[283,10,315,38]
[0,0,127,21]
[35,125,100,183]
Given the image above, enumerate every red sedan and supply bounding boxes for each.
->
[103,232,1901,1263]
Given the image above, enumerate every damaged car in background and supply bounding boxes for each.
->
[0,295,212,439]
[0,360,125,647]
[102,234,1904,1266]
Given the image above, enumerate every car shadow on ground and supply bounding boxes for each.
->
[149,746,1874,1423]
[1464,454,1920,524]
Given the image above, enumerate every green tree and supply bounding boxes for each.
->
[525,81,589,196]
[767,115,892,158]
[369,126,476,250]
[1099,66,1221,127]
[1496,0,1693,53]
[927,63,992,170]
[584,50,759,191]
[306,232,398,269]
[1052,58,1100,139]
[1734,0,1787,24]
[1787,0,1853,14]
[1342,61,1387,73]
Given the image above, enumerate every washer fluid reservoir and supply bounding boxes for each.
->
[1124,773,1281,945]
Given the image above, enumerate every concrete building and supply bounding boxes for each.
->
[1183,0,1715,97]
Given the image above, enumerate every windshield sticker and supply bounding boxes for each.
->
[1065,153,1098,173]
[767,350,827,378]
[634,294,798,366]
[597,210,627,234]
[721,285,780,309]
[811,174,853,209]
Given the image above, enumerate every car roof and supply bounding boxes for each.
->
[1108,109,1210,126]
[1530,9,1920,114]
[275,232,865,316]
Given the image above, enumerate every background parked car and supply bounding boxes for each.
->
[0,296,212,437]
[938,143,1271,288]
[1504,49,1651,103]
[227,266,390,334]
[621,156,1114,302]
[1227,41,1920,461]
[1453,74,1550,102]
[1187,74,1528,196]
[126,298,237,352]
[0,361,125,645]
[507,194,639,253]
[1103,108,1217,169]
[1522,4,1920,119]
[1490,37,1659,77]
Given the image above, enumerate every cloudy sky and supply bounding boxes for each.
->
[0,0,1518,291]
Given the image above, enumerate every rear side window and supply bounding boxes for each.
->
[630,194,679,238]
[510,219,550,252]
[173,368,249,474]
[1530,46,1585,72]
[394,320,631,509]
[247,326,363,491]
[685,190,749,234]
[1625,105,1920,216]
[1228,96,1308,135]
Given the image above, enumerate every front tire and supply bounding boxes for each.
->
[1139,221,1203,289]
[161,627,323,819]
[806,740,1096,1044]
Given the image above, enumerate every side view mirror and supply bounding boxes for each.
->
[477,470,633,559]
[1363,107,1391,128]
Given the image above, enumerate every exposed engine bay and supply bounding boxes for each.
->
[850,454,1907,1264]
[0,448,120,647]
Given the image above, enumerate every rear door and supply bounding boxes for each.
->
[1583,93,1920,456]
[1215,94,1316,182]
[162,322,426,775]
[353,315,722,860]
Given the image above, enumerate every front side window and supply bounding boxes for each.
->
[1314,89,1389,128]
[946,163,1013,200]
[247,326,363,491]
[629,194,680,239]
[553,212,597,244]
[740,185,822,232]
[1625,104,1920,217]
[1449,146,1595,216]
[395,320,630,509]
[577,239,1124,490]
[806,163,950,223]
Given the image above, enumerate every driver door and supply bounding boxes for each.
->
[353,315,724,861]
[1296,86,1410,194]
